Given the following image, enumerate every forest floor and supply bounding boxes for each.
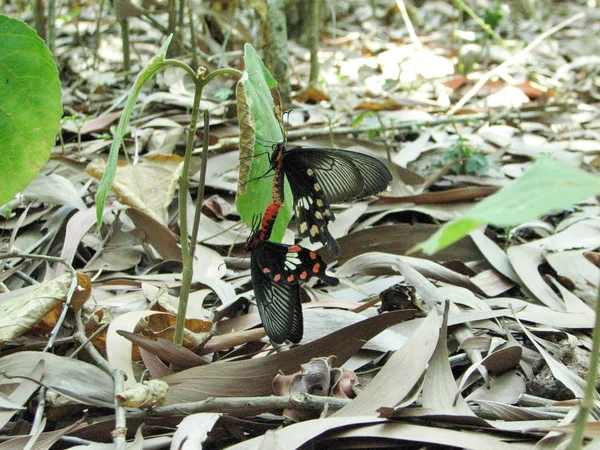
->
[1,0,600,449]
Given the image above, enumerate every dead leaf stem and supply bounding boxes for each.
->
[127,394,350,418]
[74,310,128,450]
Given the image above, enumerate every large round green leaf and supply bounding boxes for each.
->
[0,15,62,207]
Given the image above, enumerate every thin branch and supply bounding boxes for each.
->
[202,105,570,153]
[395,0,422,49]
[74,311,127,450]
[128,394,350,418]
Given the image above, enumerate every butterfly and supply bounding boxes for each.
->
[268,142,392,257]
[247,203,339,344]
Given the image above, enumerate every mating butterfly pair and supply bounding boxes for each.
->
[248,142,392,343]
[247,203,338,344]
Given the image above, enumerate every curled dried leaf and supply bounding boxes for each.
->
[116,379,169,409]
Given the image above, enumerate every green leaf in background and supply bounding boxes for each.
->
[0,15,62,207]
[416,158,600,254]
[235,43,292,243]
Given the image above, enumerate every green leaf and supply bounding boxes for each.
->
[94,35,172,228]
[235,43,292,243]
[0,15,62,206]
[416,158,600,254]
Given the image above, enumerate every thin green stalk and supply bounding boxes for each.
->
[173,68,242,345]
[119,18,131,72]
[174,70,205,346]
[190,110,210,260]
[567,287,600,449]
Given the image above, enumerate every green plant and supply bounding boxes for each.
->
[483,0,506,30]
[442,137,489,175]
[94,35,242,346]
[0,15,62,207]
[413,157,600,449]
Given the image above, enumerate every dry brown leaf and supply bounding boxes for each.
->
[421,305,475,417]
[57,206,110,276]
[0,361,43,430]
[469,229,522,284]
[106,311,166,389]
[0,272,90,343]
[293,85,331,103]
[546,250,599,304]
[117,330,208,368]
[86,154,184,225]
[126,207,181,261]
[62,111,123,134]
[327,422,536,449]
[21,174,86,211]
[334,309,439,417]
[0,418,89,450]
[227,417,385,450]
[162,310,418,403]
[466,370,526,404]
[329,223,483,265]
[488,298,594,329]
[0,352,114,407]
[336,252,484,294]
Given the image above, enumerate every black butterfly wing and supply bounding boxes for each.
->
[255,241,340,286]
[282,149,365,204]
[251,246,301,344]
[337,149,393,199]
[288,296,303,344]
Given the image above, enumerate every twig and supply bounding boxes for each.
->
[203,106,570,153]
[74,311,127,450]
[448,12,585,115]
[395,0,422,49]
[128,394,350,418]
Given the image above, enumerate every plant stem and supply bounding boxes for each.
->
[190,110,210,261]
[119,18,131,72]
[308,0,320,86]
[567,287,600,449]
[173,68,241,345]
[174,70,205,346]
